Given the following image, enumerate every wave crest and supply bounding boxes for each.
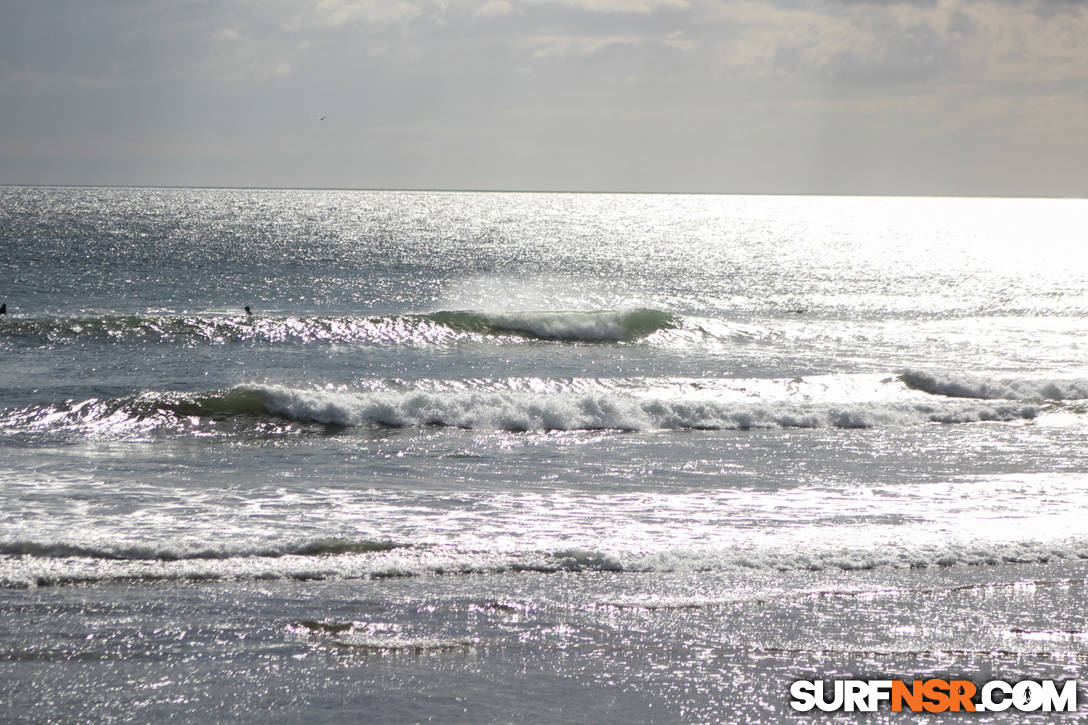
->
[902,369,1088,400]
[253,385,1037,431]
[2,382,1042,436]
[425,308,675,342]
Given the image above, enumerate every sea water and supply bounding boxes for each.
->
[1,187,1087,722]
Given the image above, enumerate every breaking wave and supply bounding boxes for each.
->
[4,537,1088,588]
[253,385,1037,431]
[901,369,1088,401]
[425,308,676,341]
[1,382,1040,436]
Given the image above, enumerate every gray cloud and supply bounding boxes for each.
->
[0,0,1085,196]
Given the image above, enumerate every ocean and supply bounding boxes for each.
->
[1,186,1087,722]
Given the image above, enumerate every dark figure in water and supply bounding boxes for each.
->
[0,303,5,315]
[244,306,252,316]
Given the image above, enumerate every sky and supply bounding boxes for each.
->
[1,0,1086,196]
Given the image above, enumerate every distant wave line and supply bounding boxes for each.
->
[0,308,682,345]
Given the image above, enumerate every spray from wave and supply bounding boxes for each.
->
[425,308,676,342]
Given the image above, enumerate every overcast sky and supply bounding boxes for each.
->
[1,0,1086,196]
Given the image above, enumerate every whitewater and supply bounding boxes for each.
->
[2,187,1088,722]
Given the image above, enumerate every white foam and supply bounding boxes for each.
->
[5,537,1088,589]
[902,369,1088,400]
[252,384,1036,431]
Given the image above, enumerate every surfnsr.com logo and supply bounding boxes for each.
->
[790,679,1078,713]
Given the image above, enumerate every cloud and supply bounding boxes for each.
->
[531,0,690,13]
[697,0,1088,90]
[958,0,1088,84]
[297,0,425,27]
[1,0,1086,194]
[527,34,637,58]
[475,0,513,17]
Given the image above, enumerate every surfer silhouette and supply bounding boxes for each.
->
[244,306,252,316]
[0,303,5,315]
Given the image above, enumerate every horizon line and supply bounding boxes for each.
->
[0,182,1084,202]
